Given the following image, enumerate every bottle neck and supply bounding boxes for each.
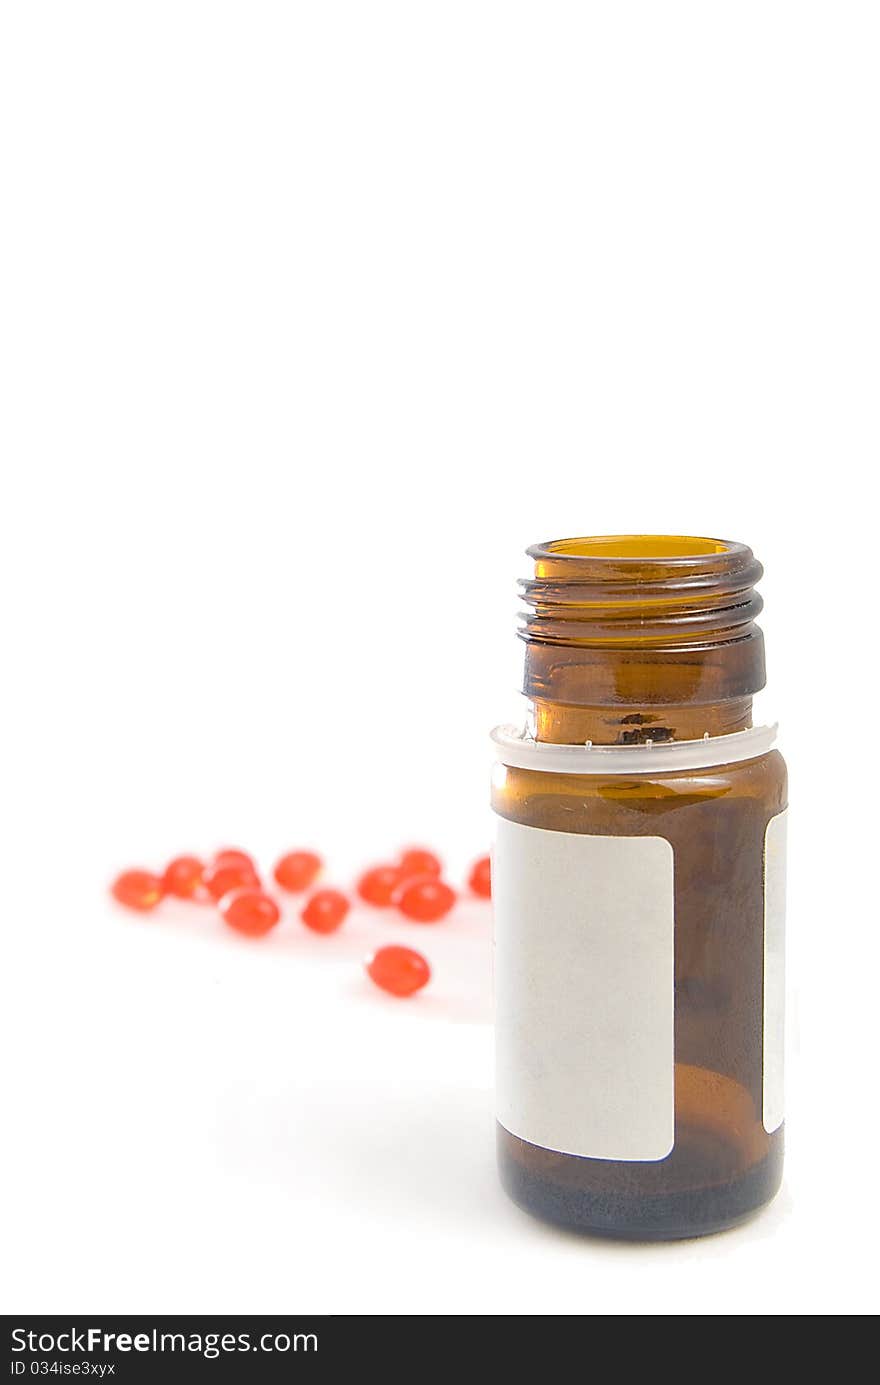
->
[530,697,753,746]
[520,535,766,747]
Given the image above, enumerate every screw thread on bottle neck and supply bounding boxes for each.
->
[520,536,765,745]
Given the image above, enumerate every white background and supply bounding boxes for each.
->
[2,2,878,1316]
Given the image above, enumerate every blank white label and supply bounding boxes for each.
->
[763,809,787,1134]
[494,818,675,1162]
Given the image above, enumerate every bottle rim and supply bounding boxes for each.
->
[528,535,750,566]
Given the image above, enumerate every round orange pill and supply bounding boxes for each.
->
[162,855,205,900]
[274,850,323,893]
[111,869,164,912]
[366,945,431,997]
[301,889,350,934]
[219,888,281,937]
[397,878,456,923]
[356,864,403,907]
[397,847,442,878]
[468,855,491,899]
[203,860,260,901]
[212,847,257,873]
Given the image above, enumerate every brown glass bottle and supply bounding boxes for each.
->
[492,536,787,1240]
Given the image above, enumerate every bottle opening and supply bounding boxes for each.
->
[536,535,733,561]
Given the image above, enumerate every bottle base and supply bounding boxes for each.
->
[498,1125,783,1242]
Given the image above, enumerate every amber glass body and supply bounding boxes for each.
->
[495,537,787,1239]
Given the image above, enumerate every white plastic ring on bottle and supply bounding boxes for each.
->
[491,722,778,775]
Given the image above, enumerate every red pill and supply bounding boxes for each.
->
[220,887,280,937]
[111,869,164,912]
[397,878,456,923]
[397,847,442,878]
[274,850,323,893]
[203,860,260,901]
[468,854,491,899]
[162,855,205,900]
[366,945,431,997]
[212,847,257,873]
[356,864,403,907]
[301,888,350,934]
